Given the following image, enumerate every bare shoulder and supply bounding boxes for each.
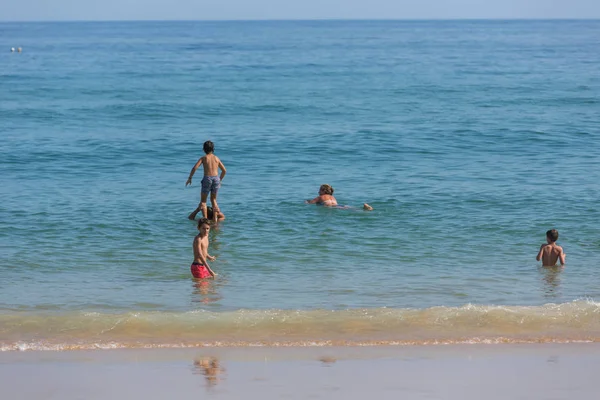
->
[556,245,564,253]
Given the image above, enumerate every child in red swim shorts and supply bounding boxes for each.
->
[191,218,217,279]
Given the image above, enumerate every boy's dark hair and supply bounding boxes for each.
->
[320,184,334,195]
[206,206,214,220]
[546,229,559,242]
[203,141,214,154]
[197,217,210,228]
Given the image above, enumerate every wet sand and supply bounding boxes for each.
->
[1,343,598,399]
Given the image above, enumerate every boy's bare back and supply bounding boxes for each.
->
[536,243,566,267]
[537,243,566,267]
[536,229,566,267]
[200,153,224,177]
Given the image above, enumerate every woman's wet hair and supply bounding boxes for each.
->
[320,184,334,195]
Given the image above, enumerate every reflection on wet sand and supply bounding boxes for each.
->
[193,356,225,388]
[318,356,337,366]
[539,266,563,299]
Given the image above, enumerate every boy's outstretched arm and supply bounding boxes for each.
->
[218,158,227,181]
[205,263,217,277]
[186,157,204,186]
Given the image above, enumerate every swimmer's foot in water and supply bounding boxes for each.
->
[363,203,373,211]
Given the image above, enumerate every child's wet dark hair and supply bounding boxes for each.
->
[206,206,214,220]
[197,217,211,228]
[203,141,214,154]
[546,229,559,242]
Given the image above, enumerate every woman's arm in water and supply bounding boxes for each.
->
[305,196,321,204]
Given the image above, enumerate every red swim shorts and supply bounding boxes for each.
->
[191,263,211,279]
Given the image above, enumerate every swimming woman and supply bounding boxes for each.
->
[306,184,373,210]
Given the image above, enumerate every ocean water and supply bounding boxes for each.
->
[1,20,600,350]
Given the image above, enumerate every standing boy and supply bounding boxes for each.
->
[186,140,227,222]
[536,229,566,267]
[191,218,217,279]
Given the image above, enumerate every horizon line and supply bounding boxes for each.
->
[2,17,600,23]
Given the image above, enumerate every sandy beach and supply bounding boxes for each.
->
[1,343,598,399]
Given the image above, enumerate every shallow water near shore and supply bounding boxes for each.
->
[1,20,600,350]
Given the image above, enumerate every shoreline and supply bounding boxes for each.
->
[3,337,599,352]
[3,299,600,351]
[2,343,598,399]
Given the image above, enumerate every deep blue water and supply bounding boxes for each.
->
[1,20,600,317]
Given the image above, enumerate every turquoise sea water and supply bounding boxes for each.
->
[1,20,600,350]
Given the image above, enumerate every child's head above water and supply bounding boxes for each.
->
[203,140,214,154]
[319,184,334,195]
[546,229,559,243]
[197,217,211,231]
[206,206,214,221]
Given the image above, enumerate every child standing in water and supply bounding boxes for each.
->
[536,229,566,267]
[191,218,217,279]
[306,184,373,210]
[186,140,227,222]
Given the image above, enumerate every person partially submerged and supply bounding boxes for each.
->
[536,229,566,267]
[191,218,217,279]
[306,184,373,210]
[206,206,225,222]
